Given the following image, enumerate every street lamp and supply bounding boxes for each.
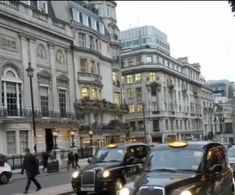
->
[88,130,93,156]
[52,131,58,149]
[70,131,75,147]
[26,62,37,153]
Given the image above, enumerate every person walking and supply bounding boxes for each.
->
[21,148,41,194]
[74,151,80,169]
[67,151,74,171]
[41,151,49,172]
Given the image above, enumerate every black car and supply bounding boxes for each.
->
[71,143,150,195]
[120,141,234,195]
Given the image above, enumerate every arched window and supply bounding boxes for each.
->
[2,68,22,116]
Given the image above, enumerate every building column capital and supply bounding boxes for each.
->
[47,42,55,49]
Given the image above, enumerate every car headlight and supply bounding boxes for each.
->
[102,170,110,178]
[180,190,192,195]
[120,187,130,195]
[72,171,80,179]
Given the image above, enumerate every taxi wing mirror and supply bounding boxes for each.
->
[209,164,223,173]
[87,158,91,164]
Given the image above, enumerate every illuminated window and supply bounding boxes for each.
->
[129,105,135,113]
[127,88,134,99]
[126,75,133,84]
[114,93,120,105]
[135,73,141,83]
[136,104,143,112]
[91,88,97,99]
[82,87,89,97]
[112,72,117,84]
[146,56,153,63]
[149,72,156,81]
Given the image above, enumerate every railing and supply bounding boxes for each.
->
[0,1,19,11]
[78,72,102,84]
[32,9,48,22]
[0,108,80,120]
[52,18,66,30]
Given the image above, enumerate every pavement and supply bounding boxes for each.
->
[8,158,89,195]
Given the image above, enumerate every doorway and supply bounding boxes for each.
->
[45,129,53,151]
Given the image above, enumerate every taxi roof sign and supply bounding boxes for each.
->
[107,144,118,148]
[168,141,188,148]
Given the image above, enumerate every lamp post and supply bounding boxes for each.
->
[88,130,93,156]
[26,62,37,153]
[142,103,147,144]
[52,131,58,149]
[70,131,75,147]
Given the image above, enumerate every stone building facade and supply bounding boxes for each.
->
[120,26,215,143]
[0,0,126,155]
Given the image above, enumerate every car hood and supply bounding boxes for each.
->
[82,162,122,172]
[135,171,199,189]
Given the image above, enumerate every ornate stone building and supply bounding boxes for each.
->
[0,0,127,155]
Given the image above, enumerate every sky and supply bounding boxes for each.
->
[116,1,235,82]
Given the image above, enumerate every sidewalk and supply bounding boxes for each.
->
[12,183,73,195]
[12,158,88,180]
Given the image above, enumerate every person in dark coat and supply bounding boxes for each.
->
[74,151,80,169]
[67,151,74,171]
[21,148,41,194]
[42,151,49,172]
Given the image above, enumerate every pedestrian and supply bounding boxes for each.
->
[21,148,41,194]
[41,151,49,172]
[74,151,80,169]
[67,151,74,171]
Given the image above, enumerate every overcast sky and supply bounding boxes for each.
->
[116,1,235,82]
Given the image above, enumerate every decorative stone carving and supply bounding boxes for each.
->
[37,44,47,60]
[57,74,69,88]
[0,34,17,52]
[56,49,65,65]
[37,69,52,85]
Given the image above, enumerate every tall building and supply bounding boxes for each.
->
[0,0,127,155]
[120,26,206,143]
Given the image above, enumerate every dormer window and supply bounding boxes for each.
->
[37,1,48,13]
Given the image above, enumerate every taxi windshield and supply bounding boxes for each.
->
[92,148,125,163]
[145,148,203,172]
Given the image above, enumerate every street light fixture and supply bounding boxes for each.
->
[70,131,75,147]
[26,62,37,153]
[88,130,93,156]
[52,131,58,149]
[142,103,147,144]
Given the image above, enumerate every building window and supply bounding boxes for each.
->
[135,73,141,83]
[82,87,89,98]
[40,86,49,117]
[136,56,142,65]
[146,56,153,63]
[129,105,135,113]
[170,120,174,130]
[80,58,88,72]
[19,130,28,154]
[114,93,120,105]
[153,120,159,131]
[149,72,156,81]
[176,120,178,129]
[7,131,16,154]
[130,121,136,131]
[91,88,97,99]
[126,75,133,84]
[2,70,22,116]
[165,119,168,130]
[127,58,134,66]
[37,1,48,13]
[136,104,143,112]
[89,36,94,50]
[79,13,83,24]
[127,88,134,99]
[78,33,86,48]
[59,89,66,117]
[136,87,142,102]
[90,60,96,73]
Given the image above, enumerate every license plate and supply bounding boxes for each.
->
[81,187,95,191]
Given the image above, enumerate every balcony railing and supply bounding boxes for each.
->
[74,98,129,113]
[78,72,102,86]
[0,108,80,120]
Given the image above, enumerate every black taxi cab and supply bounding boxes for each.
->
[71,143,150,195]
[120,141,234,195]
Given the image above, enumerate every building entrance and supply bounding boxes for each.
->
[45,129,53,151]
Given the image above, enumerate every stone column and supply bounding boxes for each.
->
[66,49,75,113]
[48,43,59,112]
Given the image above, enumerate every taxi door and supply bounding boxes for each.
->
[123,146,148,183]
[200,146,229,195]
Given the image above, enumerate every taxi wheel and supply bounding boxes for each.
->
[76,192,87,195]
[113,178,124,195]
[0,173,9,184]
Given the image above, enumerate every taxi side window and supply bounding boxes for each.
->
[135,146,148,162]
[206,146,226,171]
[124,146,136,163]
